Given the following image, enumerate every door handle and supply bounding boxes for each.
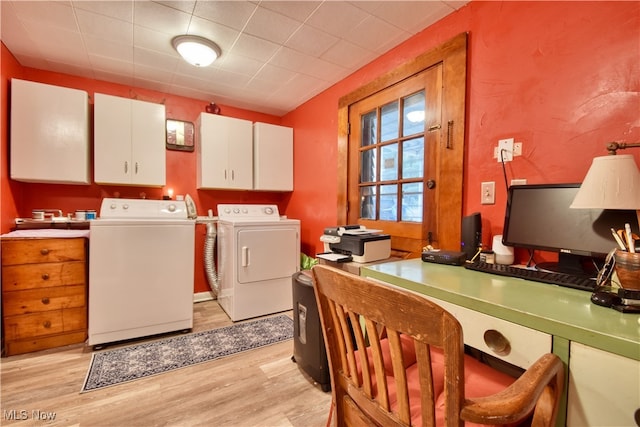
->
[241,246,249,267]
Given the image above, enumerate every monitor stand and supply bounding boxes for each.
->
[536,253,598,278]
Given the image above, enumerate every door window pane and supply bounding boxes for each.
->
[380,102,399,143]
[360,148,376,183]
[380,184,398,221]
[360,186,376,219]
[402,138,424,179]
[403,91,425,136]
[361,111,377,147]
[401,183,423,222]
[380,143,398,181]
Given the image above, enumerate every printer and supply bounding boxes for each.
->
[319,225,391,263]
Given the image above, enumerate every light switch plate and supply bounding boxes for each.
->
[481,181,495,204]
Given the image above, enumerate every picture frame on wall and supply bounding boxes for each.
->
[166,119,195,152]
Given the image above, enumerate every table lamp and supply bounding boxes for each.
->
[571,141,640,291]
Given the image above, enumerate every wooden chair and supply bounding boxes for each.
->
[311,265,564,427]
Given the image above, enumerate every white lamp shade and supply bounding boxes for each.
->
[571,154,640,209]
[172,36,220,67]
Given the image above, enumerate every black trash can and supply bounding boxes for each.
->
[292,270,330,392]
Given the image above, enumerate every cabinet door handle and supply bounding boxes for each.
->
[135,162,139,174]
[41,273,50,280]
[41,297,50,305]
[224,169,228,180]
[40,248,49,256]
[483,329,511,356]
[124,161,129,174]
[231,170,235,181]
[43,320,51,329]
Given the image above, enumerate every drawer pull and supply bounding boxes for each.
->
[483,329,511,356]
[41,297,50,305]
[43,321,51,329]
[42,273,50,280]
[40,248,50,255]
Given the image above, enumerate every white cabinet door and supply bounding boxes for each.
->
[197,113,252,190]
[567,342,640,426]
[253,122,293,191]
[94,93,165,186]
[10,79,90,184]
[131,98,166,186]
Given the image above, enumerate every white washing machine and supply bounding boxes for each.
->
[217,204,300,321]
[89,198,195,347]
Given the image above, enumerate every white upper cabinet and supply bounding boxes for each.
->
[197,113,253,190]
[10,79,90,184]
[94,93,166,186]
[253,123,293,191]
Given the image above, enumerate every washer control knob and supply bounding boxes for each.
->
[223,208,231,214]
[110,203,117,210]
[264,207,274,215]
[123,204,129,210]
[242,208,248,214]
[233,208,240,214]
[168,204,176,212]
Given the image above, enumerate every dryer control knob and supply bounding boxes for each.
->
[110,203,117,210]
[264,207,274,215]
[233,208,240,214]
[168,204,176,212]
[123,204,129,210]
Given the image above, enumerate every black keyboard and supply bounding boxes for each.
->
[464,261,597,292]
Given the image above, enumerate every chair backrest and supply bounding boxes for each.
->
[311,264,564,427]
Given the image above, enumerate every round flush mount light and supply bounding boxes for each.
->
[171,35,221,67]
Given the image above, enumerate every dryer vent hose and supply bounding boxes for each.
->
[204,222,219,298]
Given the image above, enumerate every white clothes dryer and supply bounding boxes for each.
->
[89,198,195,347]
[216,204,300,321]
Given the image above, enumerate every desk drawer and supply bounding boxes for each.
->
[426,296,552,369]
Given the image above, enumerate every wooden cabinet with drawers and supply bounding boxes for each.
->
[1,237,88,356]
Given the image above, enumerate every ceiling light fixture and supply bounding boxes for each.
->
[172,35,221,67]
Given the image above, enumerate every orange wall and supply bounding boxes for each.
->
[283,1,640,257]
[2,1,639,292]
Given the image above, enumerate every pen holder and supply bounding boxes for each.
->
[614,250,640,290]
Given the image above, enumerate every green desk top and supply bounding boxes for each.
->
[361,259,640,361]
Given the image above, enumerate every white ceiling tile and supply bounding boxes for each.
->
[133,1,191,35]
[90,54,134,75]
[134,26,176,56]
[344,15,408,52]
[321,39,373,70]
[306,2,368,38]
[243,6,302,45]
[85,36,134,62]
[72,0,134,23]
[258,1,320,22]
[133,47,180,71]
[154,1,197,15]
[253,63,298,85]
[219,53,263,77]
[231,33,280,62]
[10,1,77,30]
[269,46,314,71]
[285,24,338,58]
[75,9,133,45]
[192,1,257,32]
[186,16,240,54]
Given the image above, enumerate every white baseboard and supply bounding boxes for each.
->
[193,291,216,303]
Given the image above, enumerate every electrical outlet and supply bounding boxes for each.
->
[481,181,495,205]
[513,142,523,156]
[497,138,514,162]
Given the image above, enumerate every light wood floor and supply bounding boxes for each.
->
[0,300,332,426]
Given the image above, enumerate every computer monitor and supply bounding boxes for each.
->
[502,183,639,276]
